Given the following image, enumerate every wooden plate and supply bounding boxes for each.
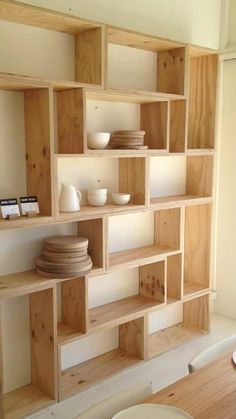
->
[115,145,148,150]
[112,130,145,135]
[44,236,89,251]
[36,255,92,273]
[43,245,88,254]
[37,268,92,279]
[43,248,89,262]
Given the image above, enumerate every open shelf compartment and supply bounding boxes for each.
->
[150,154,213,207]
[59,316,146,400]
[108,208,181,270]
[0,287,57,419]
[148,294,209,359]
[106,27,187,96]
[0,85,54,230]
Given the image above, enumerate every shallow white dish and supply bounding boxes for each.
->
[112,193,131,205]
[112,403,193,419]
[87,132,110,149]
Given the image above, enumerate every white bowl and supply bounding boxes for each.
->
[87,132,110,150]
[88,195,107,206]
[112,193,131,205]
[87,188,107,196]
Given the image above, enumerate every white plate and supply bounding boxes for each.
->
[232,350,236,365]
[112,403,193,419]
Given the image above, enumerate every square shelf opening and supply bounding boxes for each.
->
[108,208,180,270]
[188,54,218,150]
[59,316,146,399]
[150,155,213,205]
[148,294,209,358]
[88,263,165,333]
[1,288,57,419]
[107,28,186,96]
[184,204,212,296]
[56,156,147,216]
[167,254,182,304]
[0,17,104,86]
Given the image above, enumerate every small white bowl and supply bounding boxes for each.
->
[87,132,110,150]
[87,188,107,196]
[112,193,131,205]
[88,195,107,207]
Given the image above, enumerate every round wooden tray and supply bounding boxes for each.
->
[43,248,89,262]
[44,236,89,251]
[36,255,92,273]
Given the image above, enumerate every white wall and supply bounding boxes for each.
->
[18,0,221,49]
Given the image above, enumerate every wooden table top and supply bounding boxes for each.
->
[144,353,236,418]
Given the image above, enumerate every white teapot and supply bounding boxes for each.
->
[59,183,81,212]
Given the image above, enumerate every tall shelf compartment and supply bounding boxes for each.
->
[0,1,218,418]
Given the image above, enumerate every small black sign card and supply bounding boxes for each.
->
[20,196,40,215]
[0,198,20,219]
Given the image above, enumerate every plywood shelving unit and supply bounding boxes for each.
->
[0,1,218,417]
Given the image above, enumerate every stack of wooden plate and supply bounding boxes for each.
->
[110,130,148,150]
[36,236,93,279]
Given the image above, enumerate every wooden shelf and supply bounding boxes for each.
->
[60,348,142,400]
[109,244,179,270]
[57,322,83,344]
[58,204,147,221]
[148,323,207,359]
[0,215,53,232]
[89,295,162,332]
[150,195,212,208]
[184,281,210,297]
[4,384,55,419]
[86,87,186,103]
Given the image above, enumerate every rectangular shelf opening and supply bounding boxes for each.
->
[188,54,218,150]
[150,155,213,206]
[59,316,146,399]
[109,208,181,270]
[107,28,186,96]
[184,204,211,296]
[0,86,53,231]
[56,156,147,218]
[1,288,57,418]
[148,294,209,358]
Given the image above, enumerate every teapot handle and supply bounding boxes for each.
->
[77,190,82,203]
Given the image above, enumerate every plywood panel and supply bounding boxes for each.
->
[57,89,85,154]
[141,102,168,149]
[30,287,57,400]
[184,204,211,289]
[186,155,213,197]
[24,88,53,216]
[188,55,218,149]
[183,294,209,331]
[119,158,146,205]
[119,316,146,359]
[167,254,182,301]
[157,48,186,95]
[61,277,87,334]
[139,261,165,302]
[169,100,186,152]
[75,27,104,85]
[78,218,104,269]
[154,208,180,249]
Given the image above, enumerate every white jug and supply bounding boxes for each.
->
[59,183,81,212]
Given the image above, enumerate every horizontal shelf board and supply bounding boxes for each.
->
[4,384,55,419]
[58,204,147,220]
[55,149,214,158]
[150,195,213,208]
[89,295,163,332]
[186,148,215,155]
[0,215,53,231]
[60,348,142,400]
[0,0,99,34]
[107,26,184,52]
[109,244,179,270]
[58,322,83,344]
[0,270,99,300]
[148,323,207,359]
[87,88,186,103]
[184,281,210,298]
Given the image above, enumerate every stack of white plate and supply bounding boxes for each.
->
[110,130,147,150]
